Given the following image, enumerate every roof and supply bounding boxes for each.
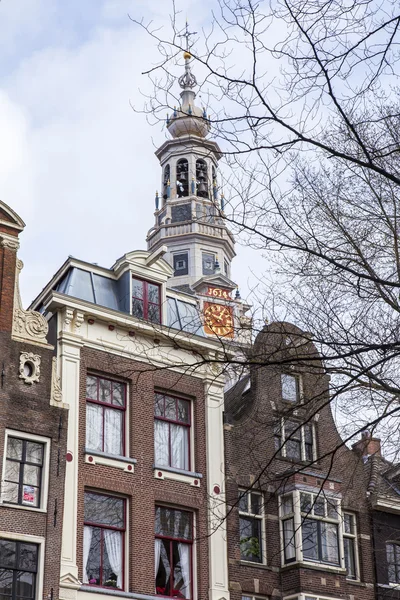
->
[224,375,253,423]
[366,454,400,511]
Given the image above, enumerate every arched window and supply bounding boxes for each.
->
[212,166,218,199]
[176,159,189,198]
[196,159,208,198]
[163,164,170,202]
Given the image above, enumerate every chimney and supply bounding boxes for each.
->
[352,430,381,460]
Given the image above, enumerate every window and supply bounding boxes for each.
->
[343,513,357,579]
[387,543,400,584]
[173,253,189,276]
[83,492,125,589]
[86,375,126,456]
[2,437,44,508]
[239,490,264,563]
[242,597,268,600]
[0,539,38,600]
[155,506,192,598]
[281,373,300,402]
[224,259,229,277]
[154,393,190,471]
[196,159,208,198]
[202,252,215,275]
[176,159,189,197]
[279,492,341,566]
[274,419,314,462]
[132,277,161,323]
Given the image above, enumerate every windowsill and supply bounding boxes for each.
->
[239,560,275,571]
[378,583,400,589]
[0,500,47,513]
[346,579,364,586]
[153,464,202,487]
[80,586,168,600]
[85,450,137,473]
[281,561,347,575]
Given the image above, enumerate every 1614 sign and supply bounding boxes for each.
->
[206,286,231,300]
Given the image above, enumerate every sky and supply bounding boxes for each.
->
[0,0,262,307]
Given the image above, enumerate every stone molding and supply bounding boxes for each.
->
[19,352,41,384]
[0,234,20,251]
[12,259,49,345]
[51,357,64,405]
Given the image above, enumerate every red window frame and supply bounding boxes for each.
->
[132,277,161,323]
[155,506,193,599]
[84,491,126,590]
[86,375,126,456]
[154,393,191,471]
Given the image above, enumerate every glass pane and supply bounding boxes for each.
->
[104,408,123,456]
[156,539,171,596]
[154,420,170,466]
[148,284,160,304]
[102,531,122,588]
[327,500,338,519]
[7,438,22,461]
[86,376,98,400]
[23,465,40,487]
[283,518,296,562]
[86,404,103,452]
[281,495,293,515]
[303,424,313,443]
[0,541,16,568]
[313,497,325,517]
[25,443,43,465]
[132,279,144,299]
[177,399,189,424]
[2,481,19,503]
[302,519,318,561]
[285,420,301,440]
[281,374,298,402]
[132,298,144,319]
[165,396,177,420]
[112,383,125,407]
[18,545,37,572]
[344,513,353,534]
[0,570,13,595]
[321,522,339,564]
[22,485,39,508]
[285,440,301,460]
[148,303,161,324]
[239,517,262,562]
[86,527,101,586]
[172,540,190,599]
[388,563,397,584]
[170,424,189,471]
[238,492,248,513]
[5,460,20,483]
[99,379,112,404]
[305,442,313,462]
[300,493,312,513]
[15,571,34,599]
[250,494,262,515]
[84,493,124,528]
[344,537,356,579]
[154,394,164,417]
[387,543,395,563]
[155,507,192,540]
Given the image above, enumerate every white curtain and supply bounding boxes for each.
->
[83,526,93,584]
[171,425,189,470]
[155,420,169,466]
[321,522,339,564]
[86,404,102,451]
[177,543,190,599]
[104,408,122,455]
[155,539,161,579]
[104,530,122,588]
[283,519,295,561]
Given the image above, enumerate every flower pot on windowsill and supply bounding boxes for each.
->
[104,581,118,588]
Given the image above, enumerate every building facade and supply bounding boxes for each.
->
[0,200,68,600]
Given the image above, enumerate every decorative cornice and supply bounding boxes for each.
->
[12,259,50,345]
[0,234,20,251]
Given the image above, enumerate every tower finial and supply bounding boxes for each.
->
[178,21,198,90]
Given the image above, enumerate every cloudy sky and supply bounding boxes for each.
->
[0,0,262,306]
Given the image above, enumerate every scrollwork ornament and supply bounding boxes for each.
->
[19,352,41,384]
[51,357,63,403]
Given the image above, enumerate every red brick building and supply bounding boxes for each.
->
[0,200,68,600]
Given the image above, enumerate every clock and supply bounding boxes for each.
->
[204,302,234,338]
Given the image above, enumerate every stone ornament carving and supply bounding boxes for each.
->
[1,235,20,251]
[51,357,63,403]
[19,352,41,384]
[12,260,49,344]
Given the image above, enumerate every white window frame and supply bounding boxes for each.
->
[242,596,268,600]
[0,531,45,600]
[343,512,359,580]
[279,490,347,571]
[238,489,266,565]
[0,429,51,513]
[275,418,316,462]
[284,595,343,600]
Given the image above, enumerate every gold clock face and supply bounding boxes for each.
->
[204,302,234,338]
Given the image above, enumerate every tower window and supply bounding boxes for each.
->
[173,253,189,276]
[176,159,189,198]
[202,252,215,275]
[163,164,170,202]
[196,159,208,198]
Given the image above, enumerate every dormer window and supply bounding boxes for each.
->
[176,159,189,198]
[132,277,161,324]
[196,159,208,198]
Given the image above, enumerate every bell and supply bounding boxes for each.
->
[179,172,187,181]
[198,181,208,193]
